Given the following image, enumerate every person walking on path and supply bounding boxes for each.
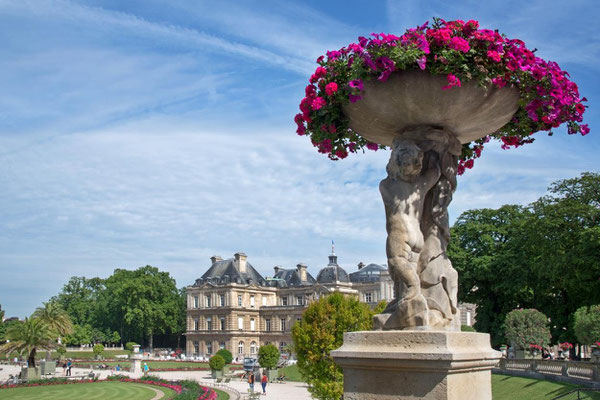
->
[143,362,149,376]
[248,371,255,391]
[261,373,268,395]
[66,359,72,376]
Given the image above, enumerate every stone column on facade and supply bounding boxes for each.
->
[331,71,519,400]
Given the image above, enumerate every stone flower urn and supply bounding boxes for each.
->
[331,71,518,400]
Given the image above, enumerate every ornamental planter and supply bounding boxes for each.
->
[211,369,223,379]
[343,70,519,147]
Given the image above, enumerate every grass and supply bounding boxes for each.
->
[492,375,600,400]
[214,388,230,400]
[72,360,212,369]
[279,364,303,382]
[0,381,175,400]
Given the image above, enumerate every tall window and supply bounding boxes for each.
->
[206,295,212,308]
[262,297,267,306]
[193,341,199,355]
[193,295,199,308]
[281,296,288,306]
[365,292,372,303]
[265,318,271,332]
[193,318,199,331]
[250,318,256,331]
[206,317,212,331]
[238,295,243,307]
[279,341,287,353]
[238,341,244,355]
[220,317,226,331]
[250,341,257,355]
[219,342,225,350]
[238,316,244,330]
[206,341,212,355]
[280,318,286,332]
[220,294,225,307]
[250,295,255,307]
[297,295,304,306]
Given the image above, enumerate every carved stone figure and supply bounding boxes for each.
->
[374,127,461,331]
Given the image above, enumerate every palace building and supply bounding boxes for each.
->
[185,250,476,358]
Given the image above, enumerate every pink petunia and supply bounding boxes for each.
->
[442,74,461,90]
[449,37,470,53]
[311,97,327,110]
[417,55,427,70]
[325,82,338,96]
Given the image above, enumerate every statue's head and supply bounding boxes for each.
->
[387,139,423,181]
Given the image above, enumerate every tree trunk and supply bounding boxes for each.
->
[148,332,153,351]
[29,348,36,368]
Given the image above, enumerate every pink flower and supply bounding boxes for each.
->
[296,125,306,135]
[464,159,474,169]
[449,37,470,53]
[311,97,326,110]
[335,149,348,159]
[325,82,338,96]
[442,74,461,90]
[487,50,501,62]
[305,84,317,98]
[349,94,362,103]
[349,79,363,91]
[366,142,378,151]
[580,124,590,136]
[417,55,427,70]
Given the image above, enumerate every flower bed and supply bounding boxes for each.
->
[295,18,588,173]
[0,375,218,400]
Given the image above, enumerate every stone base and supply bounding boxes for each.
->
[331,331,500,400]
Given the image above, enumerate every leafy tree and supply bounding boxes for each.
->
[0,307,5,343]
[97,266,181,348]
[64,324,92,346]
[91,328,106,344]
[93,343,104,359]
[53,277,104,327]
[0,318,60,368]
[292,293,374,400]
[504,309,551,350]
[125,342,138,352]
[216,348,233,365]
[109,331,121,346]
[209,355,225,371]
[56,345,66,360]
[573,305,600,345]
[258,344,280,370]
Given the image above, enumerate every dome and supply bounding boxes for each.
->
[316,253,350,283]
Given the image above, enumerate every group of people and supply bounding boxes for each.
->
[247,371,269,395]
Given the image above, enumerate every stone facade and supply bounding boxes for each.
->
[185,251,476,358]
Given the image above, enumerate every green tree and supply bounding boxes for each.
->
[53,277,104,327]
[216,348,233,365]
[258,344,280,370]
[93,343,104,359]
[209,354,225,371]
[110,331,121,346]
[0,318,60,368]
[97,266,181,348]
[32,301,73,337]
[292,293,374,400]
[0,306,5,343]
[64,324,92,346]
[504,309,551,351]
[573,305,600,345]
[125,342,138,352]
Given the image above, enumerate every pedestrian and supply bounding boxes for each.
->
[143,362,149,375]
[67,359,72,376]
[261,372,268,395]
[248,371,255,391]
[116,364,121,372]
[62,361,67,375]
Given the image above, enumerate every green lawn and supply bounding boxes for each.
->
[279,364,303,382]
[73,360,214,370]
[492,375,600,400]
[214,388,230,400]
[0,381,175,400]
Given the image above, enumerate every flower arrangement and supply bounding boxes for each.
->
[295,18,588,174]
[559,342,573,350]
[529,344,543,351]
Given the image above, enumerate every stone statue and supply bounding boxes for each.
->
[374,127,461,331]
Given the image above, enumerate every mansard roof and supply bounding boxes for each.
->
[316,254,350,284]
[268,267,316,287]
[349,263,386,283]
[194,258,266,286]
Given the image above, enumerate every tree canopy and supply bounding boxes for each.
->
[504,309,551,350]
[573,305,600,345]
[258,344,280,370]
[448,172,600,346]
[292,293,374,400]
[0,318,61,368]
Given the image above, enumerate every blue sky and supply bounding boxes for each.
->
[1,0,598,318]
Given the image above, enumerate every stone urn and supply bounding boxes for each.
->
[332,70,518,400]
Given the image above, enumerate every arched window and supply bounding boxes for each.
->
[250,341,257,354]
[238,341,244,355]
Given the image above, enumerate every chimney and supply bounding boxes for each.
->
[235,252,247,274]
[358,262,365,270]
[273,266,281,275]
[296,263,307,282]
[210,255,222,264]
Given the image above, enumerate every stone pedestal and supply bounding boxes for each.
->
[331,331,500,400]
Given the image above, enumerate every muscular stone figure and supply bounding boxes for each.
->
[375,138,441,329]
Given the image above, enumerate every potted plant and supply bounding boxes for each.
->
[209,354,225,379]
[93,343,104,361]
[216,349,233,375]
[258,344,280,381]
[528,344,542,359]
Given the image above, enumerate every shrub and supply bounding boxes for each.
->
[504,309,551,350]
[209,355,225,371]
[258,344,280,370]
[215,348,233,364]
[573,305,600,345]
[92,343,104,357]
[125,342,138,352]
